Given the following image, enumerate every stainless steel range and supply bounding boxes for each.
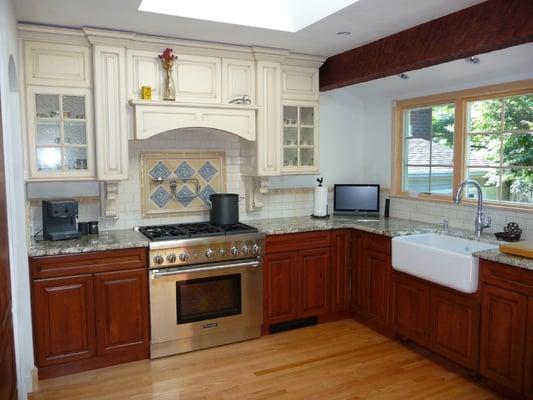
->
[138,222,264,358]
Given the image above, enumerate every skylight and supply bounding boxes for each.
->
[138,0,359,32]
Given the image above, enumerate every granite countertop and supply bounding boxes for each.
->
[243,215,533,271]
[28,215,532,271]
[29,229,149,257]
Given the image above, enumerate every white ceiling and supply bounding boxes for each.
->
[344,43,533,99]
[14,0,485,56]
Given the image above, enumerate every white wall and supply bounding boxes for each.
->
[346,43,533,239]
[0,0,33,398]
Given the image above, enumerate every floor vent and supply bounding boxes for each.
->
[269,316,318,334]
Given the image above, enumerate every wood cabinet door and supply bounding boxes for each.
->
[32,275,96,366]
[524,297,533,399]
[364,250,391,328]
[264,251,299,324]
[391,273,430,345]
[0,98,16,399]
[350,231,365,313]
[331,230,350,312]
[430,288,480,371]
[298,248,331,317]
[480,284,527,392]
[94,269,149,357]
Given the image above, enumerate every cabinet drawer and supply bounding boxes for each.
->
[480,260,533,296]
[30,248,148,279]
[266,231,331,254]
[364,232,391,255]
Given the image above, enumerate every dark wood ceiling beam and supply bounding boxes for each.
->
[319,0,533,91]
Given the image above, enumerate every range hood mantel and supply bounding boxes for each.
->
[129,100,260,141]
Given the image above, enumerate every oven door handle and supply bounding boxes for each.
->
[150,259,261,279]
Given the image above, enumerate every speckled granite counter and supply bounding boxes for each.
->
[473,248,533,271]
[29,229,149,257]
[28,216,532,271]
[243,215,533,271]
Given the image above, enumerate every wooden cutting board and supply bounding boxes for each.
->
[499,240,533,259]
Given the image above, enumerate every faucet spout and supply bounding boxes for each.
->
[454,180,491,237]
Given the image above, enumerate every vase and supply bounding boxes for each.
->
[162,68,176,101]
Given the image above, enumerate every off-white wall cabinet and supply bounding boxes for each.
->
[20,24,325,190]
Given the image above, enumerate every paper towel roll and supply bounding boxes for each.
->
[313,186,328,217]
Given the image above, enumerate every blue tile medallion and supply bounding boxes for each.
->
[174,161,195,180]
[175,185,196,207]
[149,161,172,180]
[199,184,217,206]
[150,187,172,208]
[198,161,218,182]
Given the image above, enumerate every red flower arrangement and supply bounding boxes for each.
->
[159,48,177,71]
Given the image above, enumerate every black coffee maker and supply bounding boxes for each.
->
[42,199,82,241]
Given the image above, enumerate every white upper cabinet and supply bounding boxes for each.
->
[281,66,319,101]
[222,59,255,104]
[127,49,164,101]
[175,54,222,103]
[24,41,91,88]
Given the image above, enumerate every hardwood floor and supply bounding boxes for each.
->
[29,320,501,400]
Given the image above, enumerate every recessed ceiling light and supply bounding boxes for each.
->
[465,56,480,64]
[336,31,351,36]
[398,73,409,80]
[138,0,360,32]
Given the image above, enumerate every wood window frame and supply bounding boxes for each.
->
[391,79,533,212]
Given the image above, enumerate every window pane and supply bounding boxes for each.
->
[432,134,454,165]
[35,94,59,118]
[62,95,86,119]
[37,147,62,171]
[405,107,431,138]
[283,127,297,146]
[466,168,499,201]
[467,134,500,166]
[283,106,297,125]
[406,138,430,164]
[283,147,297,167]
[300,148,314,166]
[64,147,88,170]
[300,107,314,126]
[502,133,533,167]
[504,94,533,131]
[300,127,313,146]
[405,166,430,193]
[431,104,455,136]
[430,167,453,195]
[502,168,533,203]
[64,121,87,145]
[36,121,61,145]
[467,99,502,133]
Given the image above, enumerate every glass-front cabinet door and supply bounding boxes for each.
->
[282,101,318,173]
[26,87,95,180]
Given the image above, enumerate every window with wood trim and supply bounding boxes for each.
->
[393,80,533,209]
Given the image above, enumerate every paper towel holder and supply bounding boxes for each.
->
[311,204,330,219]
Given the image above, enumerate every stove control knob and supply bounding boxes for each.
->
[167,253,177,263]
[230,246,239,256]
[153,255,164,265]
[219,248,226,256]
[241,245,249,255]
[205,248,216,259]
[251,244,260,255]
[178,252,189,262]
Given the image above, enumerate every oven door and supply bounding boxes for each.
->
[149,259,262,348]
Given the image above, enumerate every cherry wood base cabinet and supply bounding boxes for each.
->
[350,231,392,334]
[263,231,347,331]
[30,248,149,379]
[391,271,480,371]
[479,260,533,398]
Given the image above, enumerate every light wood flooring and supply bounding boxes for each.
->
[29,320,501,399]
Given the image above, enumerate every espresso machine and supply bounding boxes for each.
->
[42,199,81,241]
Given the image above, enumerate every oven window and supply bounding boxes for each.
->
[176,274,242,324]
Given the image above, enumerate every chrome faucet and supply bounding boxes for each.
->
[454,180,491,237]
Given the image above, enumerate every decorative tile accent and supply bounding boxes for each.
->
[199,184,217,206]
[198,161,218,182]
[150,187,172,208]
[176,185,196,207]
[149,161,172,180]
[141,152,226,216]
[175,161,195,180]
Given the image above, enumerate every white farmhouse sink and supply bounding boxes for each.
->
[392,233,498,293]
